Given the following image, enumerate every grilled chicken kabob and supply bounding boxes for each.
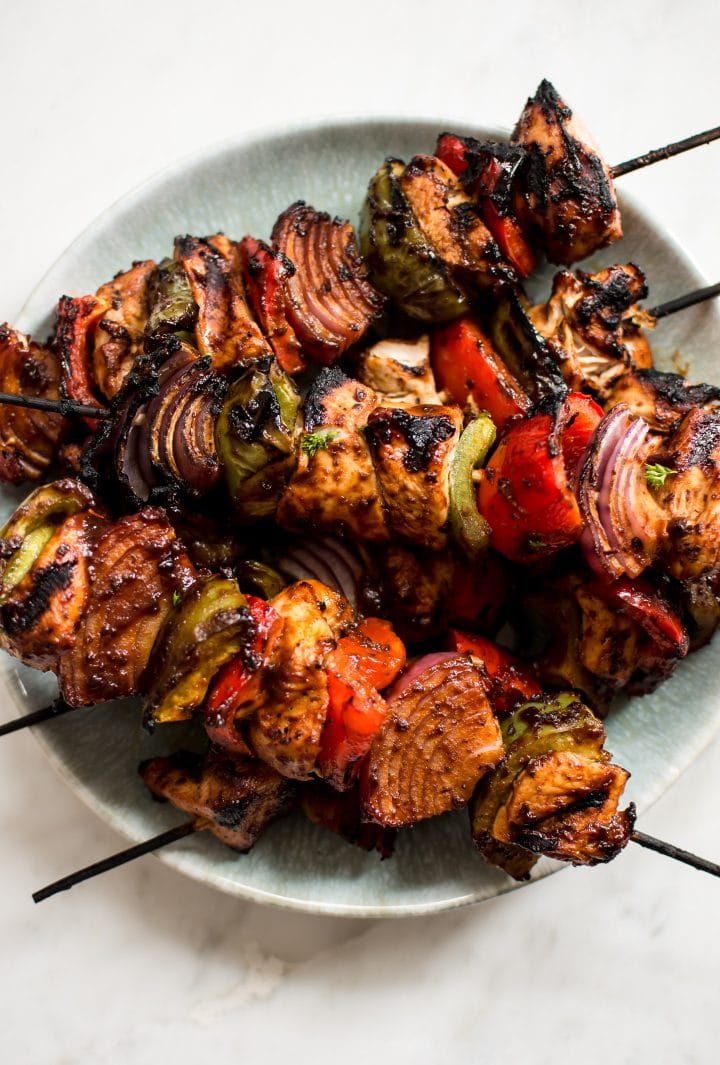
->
[2,250,719,712]
[32,627,720,902]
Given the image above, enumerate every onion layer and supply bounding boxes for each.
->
[273,202,384,364]
[577,404,665,580]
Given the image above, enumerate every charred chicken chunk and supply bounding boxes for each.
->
[141,751,297,851]
[657,409,720,579]
[272,202,384,365]
[528,264,653,397]
[399,155,515,290]
[174,233,271,372]
[248,580,353,781]
[365,403,462,551]
[353,334,441,407]
[606,369,720,432]
[277,367,390,542]
[59,509,196,707]
[362,654,504,828]
[512,79,622,265]
[0,325,66,484]
[93,260,156,400]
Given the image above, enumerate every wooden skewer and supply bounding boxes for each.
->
[0,393,108,419]
[612,124,720,179]
[630,830,720,877]
[30,821,720,902]
[32,821,200,903]
[646,282,720,320]
[0,699,75,738]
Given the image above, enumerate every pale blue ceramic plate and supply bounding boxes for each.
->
[4,118,720,916]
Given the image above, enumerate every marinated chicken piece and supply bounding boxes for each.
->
[528,264,654,397]
[512,79,622,264]
[492,750,633,865]
[93,260,156,400]
[606,369,720,432]
[657,409,720,579]
[141,750,298,851]
[277,367,390,542]
[0,325,66,484]
[272,203,384,365]
[0,510,106,670]
[174,233,271,372]
[300,781,395,857]
[353,334,441,407]
[365,403,462,550]
[362,654,504,828]
[53,294,110,421]
[248,580,354,780]
[59,509,196,706]
[399,155,515,290]
[575,582,641,690]
[378,544,455,642]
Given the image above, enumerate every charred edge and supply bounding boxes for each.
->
[574,267,648,330]
[365,408,456,473]
[1,560,75,634]
[303,366,351,430]
[636,369,720,411]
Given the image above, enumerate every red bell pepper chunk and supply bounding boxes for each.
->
[435,135,536,278]
[431,316,530,430]
[238,236,307,375]
[591,578,688,656]
[477,411,581,563]
[330,617,407,692]
[477,393,602,563]
[448,628,542,713]
[204,596,282,754]
[435,132,470,178]
[562,392,604,479]
[317,618,406,791]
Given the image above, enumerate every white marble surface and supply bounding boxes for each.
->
[1,2,720,1062]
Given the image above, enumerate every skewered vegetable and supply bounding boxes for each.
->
[470,693,635,880]
[272,203,384,364]
[145,257,198,349]
[360,160,471,322]
[361,653,503,827]
[216,357,299,520]
[145,574,254,726]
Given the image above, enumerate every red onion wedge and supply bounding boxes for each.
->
[272,202,385,365]
[272,532,368,609]
[577,404,666,580]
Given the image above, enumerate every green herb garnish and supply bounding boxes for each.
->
[301,429,339,457]
[645,463,675,489]
[172,590,182,607]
